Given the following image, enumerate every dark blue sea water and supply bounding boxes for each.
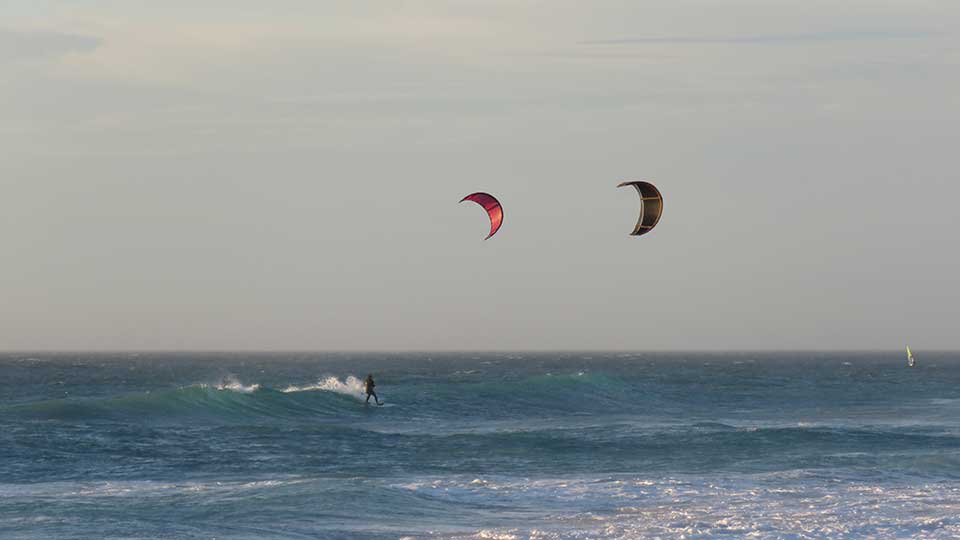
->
[2,352,959,539]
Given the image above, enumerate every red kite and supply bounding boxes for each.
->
[460,192,503,240]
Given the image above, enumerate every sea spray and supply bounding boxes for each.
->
[282,375,366,399]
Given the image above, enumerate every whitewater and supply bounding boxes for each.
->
[2,352,959,539]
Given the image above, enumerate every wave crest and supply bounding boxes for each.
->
[2,375,371,423]
[199,376,260,393]
[282,376,365,399]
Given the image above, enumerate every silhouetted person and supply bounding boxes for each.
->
[364,374,382,405]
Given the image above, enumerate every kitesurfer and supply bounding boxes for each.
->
[364,374,382,405]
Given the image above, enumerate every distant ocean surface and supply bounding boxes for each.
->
[2,352,960,539]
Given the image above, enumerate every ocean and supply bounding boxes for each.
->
[2,352,959,539]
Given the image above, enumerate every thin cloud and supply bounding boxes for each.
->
[581,31,935,45]
[0,28,101,61]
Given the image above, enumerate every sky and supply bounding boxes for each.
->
[1,1,958,351]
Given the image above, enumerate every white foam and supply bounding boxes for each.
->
[0,478,307,499]
[394,474,960,540]
[282,375,366,400]
[474,531,519,540]
[213,376,260,393]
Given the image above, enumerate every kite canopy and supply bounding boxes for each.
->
[460,192,503,240]
[617,181,662,236]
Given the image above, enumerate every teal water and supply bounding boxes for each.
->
[2,352,959,539]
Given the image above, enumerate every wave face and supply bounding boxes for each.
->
[4,378,370,423]
[2,352,960,539]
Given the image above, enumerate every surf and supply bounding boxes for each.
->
[0,376,374,423]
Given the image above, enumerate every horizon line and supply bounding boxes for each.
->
[0,348,945,355]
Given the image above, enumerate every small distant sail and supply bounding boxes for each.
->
[907,346,916,368]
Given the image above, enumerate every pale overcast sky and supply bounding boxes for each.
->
[1,1,957,351]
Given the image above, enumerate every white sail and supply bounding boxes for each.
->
[907,346,916,368]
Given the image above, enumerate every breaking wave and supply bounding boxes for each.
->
[1,375,369,423]
[282,375,366,398]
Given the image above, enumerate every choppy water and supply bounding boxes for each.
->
[2,352,959,539]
